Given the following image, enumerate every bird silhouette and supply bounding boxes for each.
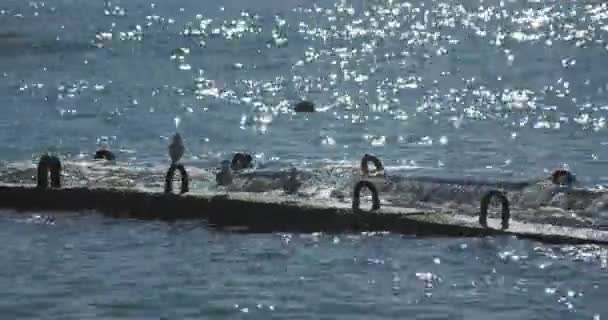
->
[168,133,185,164]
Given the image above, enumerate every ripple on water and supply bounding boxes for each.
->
[2,0,605,176]
[0,212,606,318]
[2,0,608,315]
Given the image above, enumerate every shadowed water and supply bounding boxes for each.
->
[0,211,606,319]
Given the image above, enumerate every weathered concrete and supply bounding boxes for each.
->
[0,184,606,245]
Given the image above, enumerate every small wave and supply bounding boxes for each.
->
[3,212,56,225]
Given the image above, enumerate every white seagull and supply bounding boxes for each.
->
[168,133,185,164]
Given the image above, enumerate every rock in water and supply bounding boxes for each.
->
[294,100,315,113]
[169,133,185,164]
[94,149,116,161]
[231,153,253,171]
[552,169,575,186]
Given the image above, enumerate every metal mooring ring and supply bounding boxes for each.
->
[360,154,384,177]
[352,180,381,212]
[164,163,189,194]
[230,152,253,171]
[37,154,62,188]
[479,190,510,230]
[551,169,575,186]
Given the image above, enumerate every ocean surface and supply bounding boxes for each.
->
[1,0,608,318]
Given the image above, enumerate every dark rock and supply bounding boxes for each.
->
[94,149,116,161]
[294,100,315,113]
[552,169,575,186]
[231,153,253,171]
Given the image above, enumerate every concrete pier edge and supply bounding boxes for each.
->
[0,184,606,245]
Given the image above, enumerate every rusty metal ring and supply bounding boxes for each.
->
[352,180,381,212]
[165,163,189,194]
[479,190,510,230]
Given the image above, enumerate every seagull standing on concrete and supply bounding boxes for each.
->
[168,133,185,164]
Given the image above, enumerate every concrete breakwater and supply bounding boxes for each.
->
[0,153,607,244]
[0,183,606,245]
